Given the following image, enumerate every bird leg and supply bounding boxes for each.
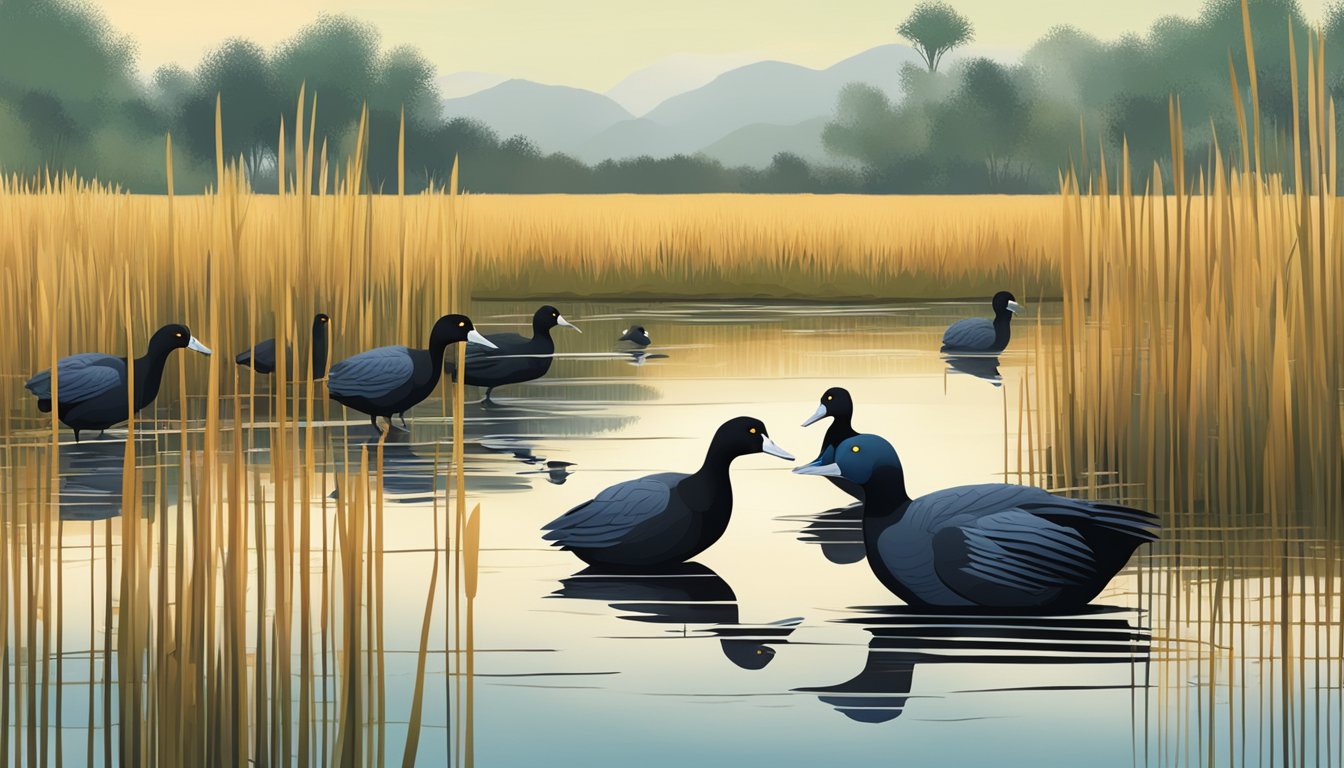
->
[370,413,383,435]
[483,387,497,407]
[74,430,81,444]
[397,412,410,431]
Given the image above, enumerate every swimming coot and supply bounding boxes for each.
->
[795,434,1159,610]
[618,325,652,347]
[801,386,863,501]
[444,304,581,405]
[24,324,213,442]
[542,417,794,569]
[940,291,1023,353]
[236,312,330,379]
[328,314,494,433]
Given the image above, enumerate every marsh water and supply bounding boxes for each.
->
[4,300,1341,767]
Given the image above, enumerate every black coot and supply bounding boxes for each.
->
[795,433,1159,610]
[236,312,330,379]
[618,325,652,347]
[800,387,863,501]
[444,305,581,405]
[940,291,1023,353]
[542,417,794,569]
[24,323,213,442]
[327,314,494,433]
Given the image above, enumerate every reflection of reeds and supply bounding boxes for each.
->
[1,91,478,764]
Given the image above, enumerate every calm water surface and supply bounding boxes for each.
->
[6,300,1341,767]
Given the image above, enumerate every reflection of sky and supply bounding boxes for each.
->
[27,299,1342,766]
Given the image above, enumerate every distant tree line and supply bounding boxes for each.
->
[1,0,1341,194]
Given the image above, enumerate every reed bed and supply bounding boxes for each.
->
[0,93,482,766]
[466,194,1061,300]
[1038,8,1343,535]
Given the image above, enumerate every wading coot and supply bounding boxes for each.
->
[444,304,581,405]
[795,434,1159,610]
[801,386,863,501]
[328,314,494,433]
[618,325,652,347]
[24,323,213,442]
[941,291,1023,353]
[542,417,794,569]
[236,312,330,379]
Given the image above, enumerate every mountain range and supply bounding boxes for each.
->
[440,45,924,168]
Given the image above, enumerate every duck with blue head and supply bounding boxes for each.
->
[542,416,794,569]
[941,290,1023,354]
[794,432,1159,611]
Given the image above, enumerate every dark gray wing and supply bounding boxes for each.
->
[236,337,281,371]
[25,353,125,402]
[327,346,414,399]
[445,332,532,378]
[541,473,682,549]
[933,507,1098,597]
[941,318,995,351]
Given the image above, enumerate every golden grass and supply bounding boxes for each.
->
[0,94,481,766]
[466,194,1061,300]
[1037,12,1343,537]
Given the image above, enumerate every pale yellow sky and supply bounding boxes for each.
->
[96,0,1332,91]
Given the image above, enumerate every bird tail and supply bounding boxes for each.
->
[37,399,52,413]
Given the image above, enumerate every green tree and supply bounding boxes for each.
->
[897,2,974,73]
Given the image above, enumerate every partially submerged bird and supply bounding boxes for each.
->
[801,386,863,501]
[444,304,581,405]
[236,312,330,379]
[328,314,494,433]
[795,433,1159,610]
[542,416,794,569]
[941,291,1023,353]
[24,323,212,442]
[618,325,651,347]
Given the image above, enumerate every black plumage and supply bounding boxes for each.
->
[542,416,794,569]
[24,323,212,442]
[444,304,581,405]
[795,433,1159,610]
[618,325,651,347]
[800,386,863,501]
[236,312,330,379]
[940,290,1023,353]
[327,314,493,433]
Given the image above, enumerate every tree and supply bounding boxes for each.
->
[897,2,974,73]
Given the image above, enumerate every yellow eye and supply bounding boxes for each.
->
[826,395,832,401]
[749,427,757,434]
[458,321,465,327]
[756,649,763,655]
[176,332,183,337]
[851,445,861,453]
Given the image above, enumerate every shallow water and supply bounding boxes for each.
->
[4,300,1341,767]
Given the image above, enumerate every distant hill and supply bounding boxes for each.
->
[440,45,924,166]
[604,52,760,116]
[440,80,633,153]
[696,117,831,168]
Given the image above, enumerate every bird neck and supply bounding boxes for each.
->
[531,320,555,345]
[132,347,174,411]
[860,465,911,521]
[691,439,739,487]
[312,322,329,378]
[992,311,1014,347]
[426,338,454,375]
[824,411,857,447]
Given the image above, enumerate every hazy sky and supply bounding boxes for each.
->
[98,0,1333,91]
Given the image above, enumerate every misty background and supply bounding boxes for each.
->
[0,0,1337,193]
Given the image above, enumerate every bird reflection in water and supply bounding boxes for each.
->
[784,503,866,565]
[58,436,157,521]
[798,606,1151,723]
[551,562,801,669]
[942,354,1003,387]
